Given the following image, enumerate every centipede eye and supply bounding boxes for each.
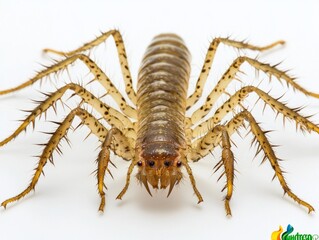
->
[176,161,182,167]
[164,161,171,167]
[137,161,143,167]
[148,160,155,167]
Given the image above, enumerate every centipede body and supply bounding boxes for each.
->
[0,29,318,216]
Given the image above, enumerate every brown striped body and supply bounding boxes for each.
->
[135,34,191,192]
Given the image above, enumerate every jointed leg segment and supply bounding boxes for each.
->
[184,160,204,204]
[189,124,235,215]
[0,30,138,211]
[190,56,319,125]
[43,29,137,105]
[1,108,102,208]
[187,37,285,109]
[192,85,319,139]
[1,31,317,215]
[1,108,134,210]
[188,55,319,214]
[217,126,234,216]
[190,109,314,214]
[97,127,134,211]
[188,39,319,214]
[230,111,314,213]
[116,158,137,200]
[0,83,136,147]
[0,53,136,118]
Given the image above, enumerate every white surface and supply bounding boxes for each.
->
[1,1,319,239]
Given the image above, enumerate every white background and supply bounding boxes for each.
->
[1,1,319,239]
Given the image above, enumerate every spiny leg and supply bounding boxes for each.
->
[76,112,134,209]
[97,127,134,212]
[190,110,314,213]
[187,38,285,108]
[0,53,136,118]
[1,108,114,207]
[232,111,314,213]
[0,83,136,147]
[1,108,132,208]
[192,85,319,139]
[43,29,136,104]
[189,125,235,215]
[190,56,319,125]
[216,126,235,216]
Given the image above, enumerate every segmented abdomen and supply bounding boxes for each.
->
[136,34,191,148]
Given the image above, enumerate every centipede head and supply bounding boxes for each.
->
[136,142,183,197]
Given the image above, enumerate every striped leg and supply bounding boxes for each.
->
[190,56,319,125]
[192,85,319,139]
[1,107,133,209]
[0,53,136,118]
[190,110,314,214]
[43,29,136,104]
[0,83,136,147]
[187,38,285,109]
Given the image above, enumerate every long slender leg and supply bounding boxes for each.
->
[0,83,136,147]
[1,108,134,209]
[190,110,314,213]
[187,38,285,108]
[229,111,314,213]
[43,30,136,104]
[0,53,136,118]
[192,85,319,139]
[190,56,319,125]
